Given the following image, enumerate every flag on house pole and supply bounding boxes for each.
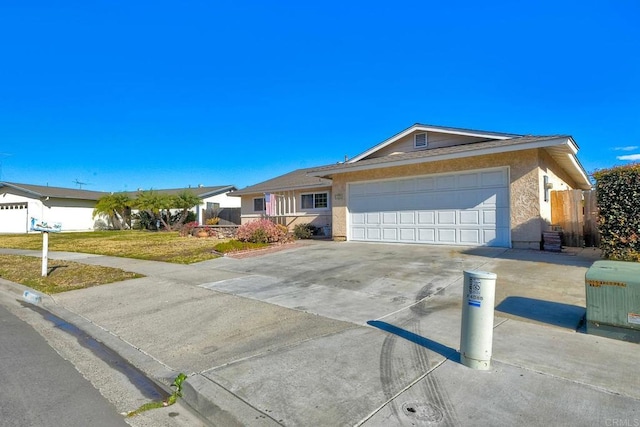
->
[265,193,276,216]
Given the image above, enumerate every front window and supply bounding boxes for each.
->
[253,197,265,212]
[301,192,328,210]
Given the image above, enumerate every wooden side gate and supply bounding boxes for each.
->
[550,189,599,248]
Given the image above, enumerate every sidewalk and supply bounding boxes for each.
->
[0,243,638,426]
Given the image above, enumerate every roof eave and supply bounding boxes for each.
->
[230,182,332,197]
[310,137,592,189]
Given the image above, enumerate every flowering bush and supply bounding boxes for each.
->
[236,219,288,243]
[180,221,199,237]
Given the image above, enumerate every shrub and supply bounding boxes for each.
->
[593,163,640,261]
[293,223,318,239]
[236,219,288,243]
[180,221,199,237]
[206,217,220,225]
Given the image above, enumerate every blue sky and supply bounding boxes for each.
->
[1,1,638,192]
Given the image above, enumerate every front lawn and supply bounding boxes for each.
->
[0,230,226,264]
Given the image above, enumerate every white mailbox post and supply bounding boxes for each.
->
[30,218,62,277]
[460,270,497,370]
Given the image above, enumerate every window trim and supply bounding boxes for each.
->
[300,192,329,210]
[253,197,265,212]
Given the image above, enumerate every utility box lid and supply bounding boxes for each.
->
[585,260,640,341]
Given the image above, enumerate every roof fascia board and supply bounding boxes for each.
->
[230,183,332,196]
[348,124,517,163]
[198,185,237,197]
[311,137,575,177]
[0,183,44,198]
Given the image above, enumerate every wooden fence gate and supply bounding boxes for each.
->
[550,189,599,247]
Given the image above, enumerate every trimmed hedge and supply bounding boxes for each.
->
[593,163,640,261]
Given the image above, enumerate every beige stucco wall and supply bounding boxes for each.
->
[330,149,547,248]
[537,149,581,228]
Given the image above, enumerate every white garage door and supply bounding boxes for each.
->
[348,168,510,247]
[0,203,28,233]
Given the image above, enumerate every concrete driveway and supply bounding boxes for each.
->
[12,240,636,426]
[200,240,598,329]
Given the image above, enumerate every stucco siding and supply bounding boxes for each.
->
[537,149,583,228]
[331,150,544,247]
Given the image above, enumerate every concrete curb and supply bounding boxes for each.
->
[0,279,267,426]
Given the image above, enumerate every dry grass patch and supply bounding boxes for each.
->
[0,231,225,264]
[0,255,144,294]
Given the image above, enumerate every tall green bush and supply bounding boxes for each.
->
[593,163,640,261]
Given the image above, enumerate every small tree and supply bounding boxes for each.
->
[172,191,203,228]
[93,193,132,230]
[134,190,202,231]
[134,191,174,231]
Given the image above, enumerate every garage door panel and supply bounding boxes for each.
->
[382,212,397,224]
[438,229,456,243]
[349,168,509,247]
[418,228,436,242]
[400,228,415,241]
[367,228,381,240]
[437,211,456,225]
[382,228,397,240]
[352,227,366,239]
[436,176,456,190]
[483,210,496,225]
[460,210,480,225]
[418,211,435,224]
[366,213,380,224]
[417,177,435,191]
[352,213,365,225]
[460,229,480,244]
[458,173,480,189]
[400,212,415,224]
[482,170,507,187]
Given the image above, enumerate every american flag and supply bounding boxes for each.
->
[265,193,276,216]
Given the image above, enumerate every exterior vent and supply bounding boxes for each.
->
[414,133,427,148]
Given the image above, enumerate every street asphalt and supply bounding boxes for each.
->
[0,240,638,426]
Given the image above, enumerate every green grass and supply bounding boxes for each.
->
[213,239,269,253]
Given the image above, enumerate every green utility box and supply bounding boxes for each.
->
[585,260,640,343]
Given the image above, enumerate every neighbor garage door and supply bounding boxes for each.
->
[0,202,28,233]
[348,168,510,247]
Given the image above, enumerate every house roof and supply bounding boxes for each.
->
[0,182,106,200]
[309,134,592,190]
[0,182,237,200]
[349,123,522,163]
[230,167,332,196]
[123,185,237,198]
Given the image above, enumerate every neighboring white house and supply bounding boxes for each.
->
[0,182,240,233]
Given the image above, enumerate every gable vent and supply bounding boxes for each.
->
[414,133,427,148]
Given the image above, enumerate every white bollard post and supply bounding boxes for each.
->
[41,231,49,277]
[460,270,497,370]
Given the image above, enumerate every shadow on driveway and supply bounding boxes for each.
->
[496,296,586,330]
[461,246,602,268]
[367,320,461,363]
